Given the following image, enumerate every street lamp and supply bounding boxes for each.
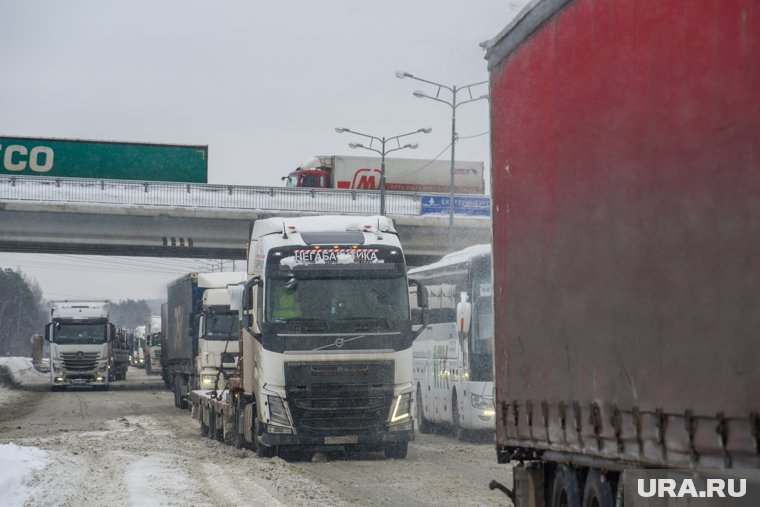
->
[335,126,431,215]
[396,70,489,252]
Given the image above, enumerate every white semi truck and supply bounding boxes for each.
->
[144,314,162,375]
[46,301,115,391]
[165,272,247,408]
[191,215,429,460]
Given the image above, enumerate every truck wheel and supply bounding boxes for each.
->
[256,441,277,458]
[451,391,465,441]
[175,377,189,409]
[234,431,247,449]
[208,411,217,440]
[416,385,432,434]
[582,469,614,507]
[234,409,250,449]
[384,442,408,459]
[550,465,581,507]
[199,407,210,437]
[215,413,225,442]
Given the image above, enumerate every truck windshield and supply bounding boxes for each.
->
[469,266,494,381]
[267,277,409,326]
[53,322,107,344]
[204,311,237,340]
[150,333,162,346]
[299,173,325,188]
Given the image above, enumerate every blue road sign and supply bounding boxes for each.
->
[420,195,490,217]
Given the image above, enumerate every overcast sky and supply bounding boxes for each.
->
[0,0,527,301]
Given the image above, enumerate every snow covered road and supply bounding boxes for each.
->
[0,366,511,506]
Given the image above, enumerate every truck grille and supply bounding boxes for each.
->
[285,361,394,435]
[61,352,99,371]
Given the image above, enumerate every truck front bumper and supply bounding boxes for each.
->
[52,373,109,387]
[258,421,414,450]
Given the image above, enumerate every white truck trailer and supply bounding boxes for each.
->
[46,301,115,391]
[191,215,430,460]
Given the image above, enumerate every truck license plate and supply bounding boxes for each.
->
[324,436,358,445]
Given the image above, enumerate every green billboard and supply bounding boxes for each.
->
[0,136,208,183]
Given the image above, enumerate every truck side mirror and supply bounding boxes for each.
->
[456,292,472,340]
[45,323,53,342]
[240,276,262,331]
[228,283,244,312]
[194,315,202,337]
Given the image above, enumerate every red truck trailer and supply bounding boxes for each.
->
[485,0,759,505]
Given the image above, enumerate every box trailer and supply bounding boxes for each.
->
[485,0,760,505]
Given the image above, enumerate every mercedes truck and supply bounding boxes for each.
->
[47,300,115,391]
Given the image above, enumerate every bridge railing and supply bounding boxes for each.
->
[0,175,490,217]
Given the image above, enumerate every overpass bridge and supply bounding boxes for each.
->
[0,175,491,266]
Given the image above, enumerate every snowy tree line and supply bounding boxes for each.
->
[0,267,156,356]
[0,268,47,356]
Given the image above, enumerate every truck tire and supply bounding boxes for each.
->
[582,469,615,507]
[215,412,225,442]
[200,410,209,437]
[175,376,189,409]
[256,441,277,458]
[234,431,247,450]
[208,411,216,440]
[417,385,432,434]
[550,465,581,507]
[233,409,250,449]
[384,442,408,459]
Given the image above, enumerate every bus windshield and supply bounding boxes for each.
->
[267,277,409,326]
[469,267,493,381]
[53,322,107,345]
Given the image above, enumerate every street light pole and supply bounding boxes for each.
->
[396,71,488,252]
[335,127,431,216]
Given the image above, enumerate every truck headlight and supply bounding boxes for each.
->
[267,395,291,427]
[201,374,216,387]
[389,392,412,424]
[471,393,494,410]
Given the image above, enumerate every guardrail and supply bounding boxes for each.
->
[0,175,490,217]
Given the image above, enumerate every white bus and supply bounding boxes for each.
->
[408,244,494,438]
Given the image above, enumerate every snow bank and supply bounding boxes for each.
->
[0,357,48,387]
[0,358,47,408]
[0,443,49,507]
